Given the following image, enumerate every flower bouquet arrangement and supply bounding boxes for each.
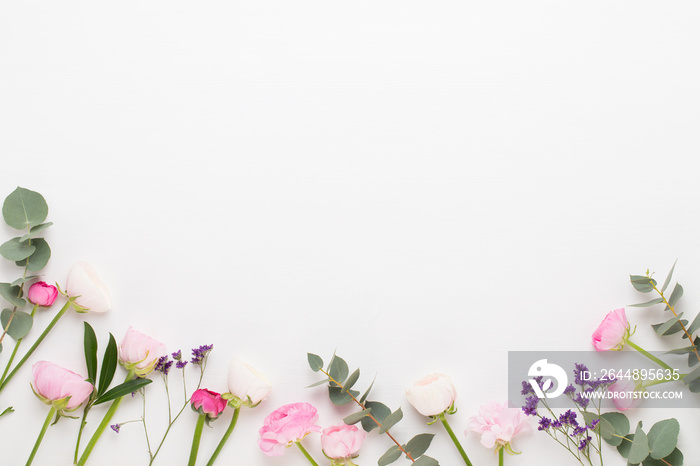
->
[0,187,692,466]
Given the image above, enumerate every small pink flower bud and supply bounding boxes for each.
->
[191,389,227,419]
[27,281,58,307]
[321,424,365,460]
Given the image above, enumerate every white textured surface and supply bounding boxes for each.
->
[1,1,700,465]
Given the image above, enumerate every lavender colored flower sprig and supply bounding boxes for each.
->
[521,362,616,465]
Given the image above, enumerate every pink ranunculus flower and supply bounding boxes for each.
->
[66,261,111,313]
[608,379,643,411]
[592,308,630,351]
[406,373,457,417]
[118,327,167,377]
[191,389,227,420]
[31,361,94,413]
[27,281,58,307]
[467,402,530,453]
[321,424,366,460]
[259,403,321,456]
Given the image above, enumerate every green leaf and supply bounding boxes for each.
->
[0,283,26,308]
[665,284,683,311]
[630,275,657,293]
[661,261,677,293]
[686,378,700,393]
[328,386,357,405]
[378,446,402,466]
[413,456,439,466]
[628,422,650,464]
[652,314,687,336]
[97,334,118,398]
[307,353,323,372]
[20,222,53,242]
[684,312,700,339]
[643,448,683,466]
[682,364,700,386]
[94,378,151,405]
[343,408,372,425]
[665,345,697,355]
[83,323,98,384]
[10,276,39,287]
[0,406,13,417]
[361,401,391,432]
[360,375,376,404]
[379,407,403,434]
[18,239,51,272]
[601,412,630,446]
[647,419,679,460]
[404,434,434,459]
[630,298,665,308]
[0,238,35,261]
[583,412,615,442]
[1,309,33,340]
[306,378,330,388]
[344,368,360,393]
[618,435,633,459]
[2,187,48,230]
[328,354,349,383]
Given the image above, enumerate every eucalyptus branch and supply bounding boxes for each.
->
[650,280,700,364]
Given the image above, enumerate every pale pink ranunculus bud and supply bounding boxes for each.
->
[118,327,167,377]
[592,308,629,351]
[406,373,457,417]
[27,281,58,307]
[65,261,111,313]
[191,388,227,419]
[259,403,321,456]
[321,424,366,460]
[608,379,643,411]
[467,402,530,451]
[31,361,94,412]
[228,358,271,407]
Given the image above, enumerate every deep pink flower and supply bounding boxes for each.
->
[467,402,530,451]
[321,424,365,459]
[27,281,58,307]
[31,361,93,412]
[190,389,227,419]
[592,308,629,351]
[259,403,321,456]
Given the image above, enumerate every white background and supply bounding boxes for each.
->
[2,1,700,465]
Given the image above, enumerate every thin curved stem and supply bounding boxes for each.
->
[295,442,320,466]
[206,407,240,466]
[187,414,206,466]
[499,447,504,466]
[26,406,56,466]
[627,339,674,371]
[439,413,473,466]
[0,299,73,394]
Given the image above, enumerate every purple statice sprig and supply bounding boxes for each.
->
[154,356,173,376]
[190,344,213,365]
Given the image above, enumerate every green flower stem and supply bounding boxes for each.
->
[499,447,504,466]
[295,441,320,466]
[26,406,56,466]
[76,369,135,466]
[0,304,39,385]
[439,413,473,466]
[188,414,206,466]
[0,299,74,394]
[206,407,241,466]
[626,339,674,371]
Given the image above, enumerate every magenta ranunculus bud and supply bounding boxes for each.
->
[321,424,366,460]
[118,327,167,377]
[592,308,630,351]
[259,403,321,456]
[27,281,58,307]
[191,389,227,419]
[31,361,94,413]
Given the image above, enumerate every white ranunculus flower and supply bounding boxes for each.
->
[406,373,457,417]
[66,261,111,313]
[228,358,271,407]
